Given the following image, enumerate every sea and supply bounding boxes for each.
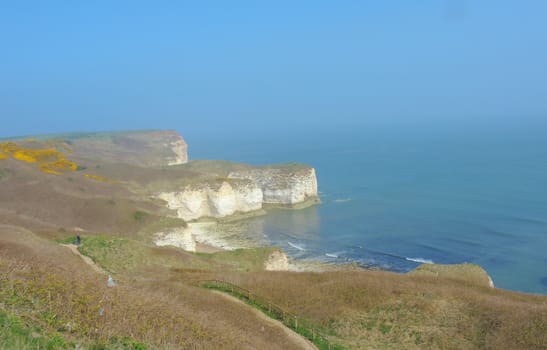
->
[184,120,547,295]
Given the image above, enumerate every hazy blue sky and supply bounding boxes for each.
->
[1,1,546,138]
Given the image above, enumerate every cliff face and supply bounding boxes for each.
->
[156,165,320,221]
[228,167,318,205]
[154,227,196,252]
[165,136,188,166]
[157,180,263,221]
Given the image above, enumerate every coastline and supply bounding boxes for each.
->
[262,196,321,210]
[154,197,492,276]
[154,218,498,284]
[154,216,362,273]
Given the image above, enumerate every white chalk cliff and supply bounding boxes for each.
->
[154,227,196,252]
[166,138,188,165]
[228,167,318,205]
[157,180,264,221]
[156,166,319,221]
[151,132,319,221]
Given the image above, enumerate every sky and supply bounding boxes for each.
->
[1,0,546,139]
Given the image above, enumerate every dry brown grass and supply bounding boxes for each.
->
[0,225,320,349]
[221,271,547,349]
[2,223,546,349]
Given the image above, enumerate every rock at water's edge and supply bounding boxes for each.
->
[264,250,289,271]
[228,167,318,206]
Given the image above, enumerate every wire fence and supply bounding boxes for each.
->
[200,279,343,350]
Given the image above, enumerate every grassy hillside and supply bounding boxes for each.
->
[0,226,315,349]
[3,225,544,349]
[221,271,546,349]
[1,131,546,349]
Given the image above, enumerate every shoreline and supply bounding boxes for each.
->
[154,220,498,282]
[262,196,321,210]
[186,195,322,225]
[157,221,363,273]
[160,197,322,254]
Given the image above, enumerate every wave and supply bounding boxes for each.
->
[325,253,339,258]
[405,257,434,264]
[333,198,352,203]
[288,241,305,251]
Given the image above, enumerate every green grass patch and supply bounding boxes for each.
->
[76,236,149,274]
[132,211,147,222]
[72,234,277,275]
[0,309,70,350]
[198,247,279,272]
[57,236,78,245]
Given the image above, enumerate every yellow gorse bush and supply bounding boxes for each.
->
[0,141,78,175]
[0,141,19,153]
[40,159,79,174]
[13,148,58,163]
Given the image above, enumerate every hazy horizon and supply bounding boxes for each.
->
[1,1,546,138]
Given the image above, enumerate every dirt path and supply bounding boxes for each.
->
[211,290,318,350]
[61,244,107,275]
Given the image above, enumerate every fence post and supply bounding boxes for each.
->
[312,328,315,340]
[231,284,234,293]
[294,316,298,330]
[268,302,271,313]
[248,290,251,301]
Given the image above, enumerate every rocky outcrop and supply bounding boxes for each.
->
[264,250,289,271]
[165,137,188,166]
[228,166,319,206]
[157,165,320,221]
[154,227,196,252]
[157,180,263,221]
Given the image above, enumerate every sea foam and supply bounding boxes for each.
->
[405,257,434,264]
[288,241,306,251]
[333,198,352,203]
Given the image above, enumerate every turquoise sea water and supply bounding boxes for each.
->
[186,123,547,294]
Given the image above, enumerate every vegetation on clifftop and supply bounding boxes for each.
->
[0,141,77,175]
[1,131,545,349]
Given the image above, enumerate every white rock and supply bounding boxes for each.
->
[156,166,318,221]
[154,227,196,252]
[167,138,188,165]
[229,167,318,205]
[264,250,289,271]
[157,180,263,221]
